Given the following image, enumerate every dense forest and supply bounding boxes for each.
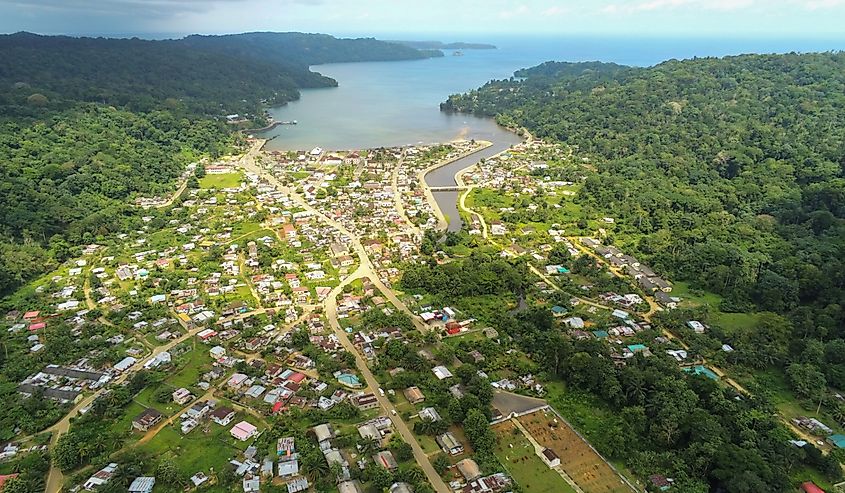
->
[179,32,443,68]
[402,252,842,492]
[0,32,440,119]
[444,53,845,406]
[0,32,438,295]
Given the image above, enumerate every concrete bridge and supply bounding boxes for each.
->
[428,185,471,192]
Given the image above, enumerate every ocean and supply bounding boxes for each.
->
[259,35,845,152]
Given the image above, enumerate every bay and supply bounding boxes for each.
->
[259,35,845,230]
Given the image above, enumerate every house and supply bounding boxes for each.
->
[563,317,585,329]
[190,472,209,487]
[389,483,414,493]
[114,356,137,372]
[456,458,481,481]
[404,386,425,404]
[228,373,249,389]
[490,221,506,236]
[172,388,193,405]
[338,481,364,493]
[358,423,381,442]
[540,448,560,468]
[84,463,118,490]
[437,431,464,455]
[210,345,226,359]
[0,475,19,491]
[277,459,300,478]
[419,407,442,422]
[312,423,335,444]
[686,320,706,334]
[351,393,379,411]
[231,421,259,441]
[654,291,677,309]
[242,476,260,493]
[128,477,156,493]
[649,474,673,491]
[211,406,236,426]
[827,434,845,448]
[462,473,512,493]
[373,450,398,470]
[800,482,826,493]
[287,477,309,493]
[432,365,453,380]
[132,408,163,431]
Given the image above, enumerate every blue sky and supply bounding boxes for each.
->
[1,0,844,38]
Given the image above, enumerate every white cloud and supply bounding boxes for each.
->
[498,4,529,19]
[601,0,756,14]
[801,0,845,9]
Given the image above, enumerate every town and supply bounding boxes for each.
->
[0,133,839,493]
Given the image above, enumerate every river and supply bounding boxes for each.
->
[258,35,845,230]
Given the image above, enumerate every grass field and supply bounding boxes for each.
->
[672,281,761,334]
[138,421,240,478]
[517,409,635,493]
[200,173,242,189]
[493,420,576,493]
[166,345,212,390]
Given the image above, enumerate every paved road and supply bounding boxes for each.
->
[44,309,205,493]
[325,268,450,493]
[240,142,449,492]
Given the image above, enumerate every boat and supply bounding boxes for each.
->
[279,120,298,125]
[452,50,464,56]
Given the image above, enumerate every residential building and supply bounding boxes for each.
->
[403,386,425,404]
[231,421,259,441]
[132,408,163,432]
[211,406,236,426]
[437,431,464,455]
[128,477,156,493]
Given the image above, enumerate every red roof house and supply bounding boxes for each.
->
[801,482,825,493]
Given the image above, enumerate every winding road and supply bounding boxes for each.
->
[239,141,450,492]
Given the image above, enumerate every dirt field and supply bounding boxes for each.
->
[517,409,635,493]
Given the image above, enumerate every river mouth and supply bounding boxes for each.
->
[423,131,523,232]
[255,50,528,232]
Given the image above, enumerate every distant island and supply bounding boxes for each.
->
[389,40,497,50]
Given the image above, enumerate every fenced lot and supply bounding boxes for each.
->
[492,420,575,493]
[517,409,636,493]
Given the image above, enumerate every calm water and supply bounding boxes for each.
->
[260,35,845,229]
[260,35,845,152]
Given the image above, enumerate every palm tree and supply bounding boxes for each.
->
[303,453,329,483]
[358,437,379,455]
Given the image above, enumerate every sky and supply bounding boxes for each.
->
[1,0,845,38]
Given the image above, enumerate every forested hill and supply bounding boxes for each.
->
[0,31,440,119]
[444,53,845,362]
[0,31,439,295]
[179,32,444,67]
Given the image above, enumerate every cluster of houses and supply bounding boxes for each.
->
[448,457,513,493]
[18,364,110,403]
[580,238,680,309]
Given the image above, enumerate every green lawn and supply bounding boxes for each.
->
[493,421,576,493]
[671,281,723,309]
[200,173,242,189]
[138,422,239,478]
[710,311,762,334]
[166,345,212,390]
[672,281,761,334]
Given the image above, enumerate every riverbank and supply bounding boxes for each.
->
[422,126,526,232]
[417,140,493,230]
